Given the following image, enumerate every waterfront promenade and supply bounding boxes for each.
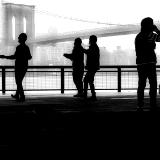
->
[0,91,160,153]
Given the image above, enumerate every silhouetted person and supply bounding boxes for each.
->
[63,38,85,97]
[135,17,160,110]
[0,33,32,102]
[83,35,100,100]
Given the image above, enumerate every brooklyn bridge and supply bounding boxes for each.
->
[0,3,141,45]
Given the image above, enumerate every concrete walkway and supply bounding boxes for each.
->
[0,91,159,154]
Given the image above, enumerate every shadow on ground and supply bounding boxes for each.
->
[0,95,159,153]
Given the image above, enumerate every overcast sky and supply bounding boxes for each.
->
[3,0,160,24]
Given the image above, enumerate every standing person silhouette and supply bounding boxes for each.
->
[135,17,160,110]
[63,38,85,97]
[0,33,32,102]
[83,35,100,100]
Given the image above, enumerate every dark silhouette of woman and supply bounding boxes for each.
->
[135,17,160,110]
[0,33,32,102]
[63,38,85,97]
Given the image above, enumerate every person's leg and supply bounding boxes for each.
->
[11,70,19,100]
[16,77,24,101]
[19,70,27,101]
[73,70,84,97]
[83,71,89,98]
[72,71,79,96]
[77,70,84,94]
[88,71,96,100]
[137,65,147,108]
[15,69,27,101]
[148,64,157,108]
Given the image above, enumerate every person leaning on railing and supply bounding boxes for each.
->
[0,33,32,102]
[135,17,160,111]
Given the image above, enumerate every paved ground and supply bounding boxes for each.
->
[0,92,159,154]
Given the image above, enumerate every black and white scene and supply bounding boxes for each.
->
[0,0,160,154]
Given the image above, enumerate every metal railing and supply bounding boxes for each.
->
[0,65,160,94]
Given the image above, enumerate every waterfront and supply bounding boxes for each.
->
[0,67,159,93]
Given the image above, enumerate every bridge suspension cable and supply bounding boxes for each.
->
[33,8,130,27]
[0,4,139,27]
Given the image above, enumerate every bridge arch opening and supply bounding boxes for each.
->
[12,16,15,40]
[23,17,27,33]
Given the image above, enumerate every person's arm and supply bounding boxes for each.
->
[28,54,32,60]
[27,46,32,60]
[63,53,73,60]
[0,54,16,59]
[0,46,18,59]
[154,25,160,42]
[148,25,160,42]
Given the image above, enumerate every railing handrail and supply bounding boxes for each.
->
[1,65,160,94]
[0,65,160,69]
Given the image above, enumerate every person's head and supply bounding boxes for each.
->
[89,35,97,45]
[74,38,82,46]
[18,33,27,44]
[141,17,154,32]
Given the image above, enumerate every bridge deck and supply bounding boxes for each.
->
[0,92,159,153]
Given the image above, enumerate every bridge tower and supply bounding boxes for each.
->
[2,3,35,44]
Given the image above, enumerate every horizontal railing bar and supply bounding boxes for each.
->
[1,65,160,94]
[2,71,61,73]
[0,65,160,69]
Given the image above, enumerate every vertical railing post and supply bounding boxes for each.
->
[117,67,121,92]
[61,67,64,94]
[2,66,6,94]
